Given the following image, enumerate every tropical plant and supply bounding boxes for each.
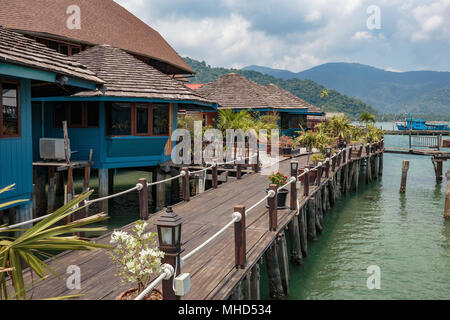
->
[326,115,352,146]
[269,172,288,188]
[311,153,326,165]
[0,184,27,210]
[0,188,110,300]
[109,221,164,295]
[359,113,376,127]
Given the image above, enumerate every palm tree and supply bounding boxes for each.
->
[327,115,352,147]
[359,113,376,128]
[0,187,110,300]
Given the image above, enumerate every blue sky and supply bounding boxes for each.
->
[115,0,450,72]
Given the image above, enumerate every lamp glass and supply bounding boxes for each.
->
[174,225,180,246]
[161,226,173,246]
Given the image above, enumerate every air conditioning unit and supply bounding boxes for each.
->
[40,138,70,161]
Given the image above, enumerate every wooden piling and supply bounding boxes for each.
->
[307,198,317,241]
[156,170,166,211]
[249,264,261,300]
[400,160,410,193]
[299,205,308,256]
[444,170,450,219]
[432,159,444,183]
[182,167,190,202]
[234,205,246,269]
[35,166,47,217]
[138,178,149,220]
[276,232,290,295]
[212,164,218,189]
[288,216,303,265]
[236,163,242,179]
[265,242,285,299]
[303,169,310,196]
[98,168,109,214]
[315,192,323,234]
[231,281,243,300]
[354,160,360,192]
[108,169,115,195]
[374,155,379,180]
[47,167,56,213]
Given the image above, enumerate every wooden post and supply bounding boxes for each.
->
[348,147,352,160]
[231,281,243,300]
[212,164,218,189]
[316,166,321,185]
[303,169,309,196]
[47,167,56,213]
[83,149,93,193]
[379,152,384,177]
[299,206,308,256]
[359,146,363,157]
[98,168,109,214]
[400,160,410,193]
[444,170,450,219]
[35,166,47,218]
[252,151,260,173]
[268,184,278,231]
[276,232,290,295]
[64,165,74,225]
[63,121,70,164]
[366,156,372,184]
[307,198,317,241]
[108,169,114,195]
[433,159,443,183]
[288,216,303,265]
[236,163,242,179]
[182,167,190,202]
[265,242,285,299]
[138,178,149,220]
[337,152,341,167]
[156,170,166,211]
[249,264,261,300]
[315,190,323,234]
[290,162,298,210]
[326,159,330,178]
[332,157,336,172]
[234,205,246,269]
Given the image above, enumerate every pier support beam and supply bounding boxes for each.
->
[276,232,290,295]
[35,166,47,217]
[432,159,444,183]
[307,198,317,241]
[98,168,109,214]
[47,167,56,213]
[288,216,303,265]
[444,170,450,219]
[108,169,115,195]
[299,206,308,256]
[249,263,261,300]
[265,242,285,299]
[400,160,410,194]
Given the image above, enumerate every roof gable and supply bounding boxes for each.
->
[0,0,193,74]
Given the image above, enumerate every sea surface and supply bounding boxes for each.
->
[261,133,450,300]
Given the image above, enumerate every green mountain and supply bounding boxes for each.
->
[243,63,450,117]
[184,58,377,119]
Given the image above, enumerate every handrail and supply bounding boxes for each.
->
[181,212,241,263]
[147,173,185,187]
[134,264,174,300]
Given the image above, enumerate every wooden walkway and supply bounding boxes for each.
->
[17,147,381,300]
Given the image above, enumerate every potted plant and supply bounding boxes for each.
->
[267,172,289,209]
[110,221,165,300]
[279,135,294,155]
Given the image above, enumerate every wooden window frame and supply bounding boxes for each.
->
[105,102,171,137]
[54,102,100,129]
[0,79,21,139]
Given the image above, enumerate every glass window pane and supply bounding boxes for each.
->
[54,103,66,128]
[2,83,19,136]
[280,113,289,130]
[86,102,99,127]
[152,104,170,135]
[106,102,131,136]
[136,104,149,134]
[69,102,83,126]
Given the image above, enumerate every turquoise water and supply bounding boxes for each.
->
[261,134,450,300]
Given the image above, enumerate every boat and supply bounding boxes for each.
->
[396,117,450,131]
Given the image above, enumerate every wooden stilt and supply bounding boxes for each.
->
[98,168,109,214]
[299,206,308,256]
[231,281,243,300]
[432,158,444,183]
[35,166,47,217]
[47,167,56,213]
[374,155,379,180]
[250,264,261,300]
[276,233,290,295]
[315,193,323,234]
[354,160,360,192]
[265,242,285,299]
[156,170,166,211]
[108,168,115,195]
[379,153,384,176]
[400,160,410,193]
[244,274,251,300]
[307,198,317,241]
[444,170,450,219]
[288,216,303,265]
[55,172,65,196]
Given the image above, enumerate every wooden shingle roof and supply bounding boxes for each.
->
[0,26,103,84]
[0,0,193,74]
[71,45,214,104]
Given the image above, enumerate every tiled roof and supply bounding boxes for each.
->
[71,45,214,104]
[0,26,103,84]
[263,84,323,113]
[0,0,193,74]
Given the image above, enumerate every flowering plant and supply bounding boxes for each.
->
[269,171,288,188]
[279,135,295,148]
[109,221,164,294]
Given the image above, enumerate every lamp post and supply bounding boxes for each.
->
[156,206,183,300]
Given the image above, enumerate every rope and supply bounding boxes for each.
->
[86,185,139,205]
[182,214,240,262]
[277,176,297,192]
[147,173,185,187]
[190,163,215,176]
[134,264,174,300]
[246,191,275,214]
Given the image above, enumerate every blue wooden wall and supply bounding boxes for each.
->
[0,78,33,208]
[38,102,178,169]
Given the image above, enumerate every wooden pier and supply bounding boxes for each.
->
[16,142,384,300]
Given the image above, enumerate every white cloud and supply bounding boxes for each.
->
[352,31,373,41]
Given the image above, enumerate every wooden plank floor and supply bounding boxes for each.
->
[16,151,375,300]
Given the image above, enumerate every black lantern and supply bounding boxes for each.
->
[156,206,183,254]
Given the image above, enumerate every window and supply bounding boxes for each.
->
[280,113,289,130]
[152,104,170,135]
[54,102,99,128]
[105,102,171,137]
[0,81,20,138]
